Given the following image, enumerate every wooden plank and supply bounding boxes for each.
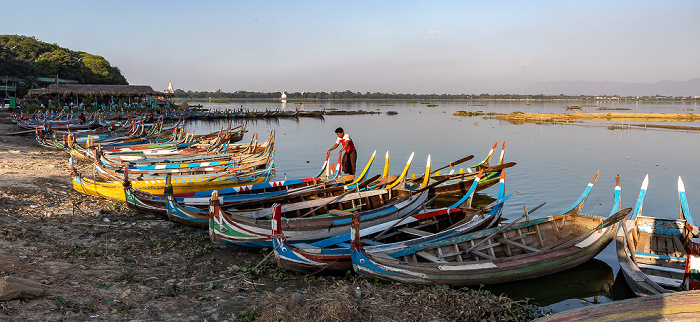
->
[501,232,512,256]
[672,235,687,256]
[646,275,682,288]
[651,235,659,253]
[637,263,686,275]
[417,251,448,263]
[398,227,432,237]
[329,209,353,216]
[638,232,651,254]
[550,220,562,239]
[541,233,576,251]
[471,249,496,260]
[496,238,542,253]
[633,251,686,262]
[534,224,545,248]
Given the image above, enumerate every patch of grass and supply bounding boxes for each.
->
[113,270,145,284]
[57,243,102,257]
[95,282,110,289]
[53,296,94,313]
[239,306,257,322]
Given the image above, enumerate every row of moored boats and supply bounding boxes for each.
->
[17,110,699,298]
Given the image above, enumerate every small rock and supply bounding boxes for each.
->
[0,276,45,301]
[120,288,131,299]
[291,293,304,305]
[274,287,284,294]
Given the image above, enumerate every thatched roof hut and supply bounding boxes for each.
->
[27,84,172,98]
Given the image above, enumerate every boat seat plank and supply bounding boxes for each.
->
[637,263,686,275]
[417,251,448,263]
[632,251,686,262]
[470,249,496,260]
[495,238,542,253]
[646,275,682,288]
[541,233,576,250]
[398,227,433,237]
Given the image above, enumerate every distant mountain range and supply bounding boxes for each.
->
[524,78,700,97]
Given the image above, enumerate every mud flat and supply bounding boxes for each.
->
[489,112,700,124]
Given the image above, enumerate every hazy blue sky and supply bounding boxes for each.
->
[3,0,699,94]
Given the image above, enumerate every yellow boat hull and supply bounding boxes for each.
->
[72,175,268,201]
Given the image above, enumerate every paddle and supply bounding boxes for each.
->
[462,202,547,255]
[410,155,474,182]
[299,174,381,218]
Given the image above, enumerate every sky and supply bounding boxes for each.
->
[2,0,699,94]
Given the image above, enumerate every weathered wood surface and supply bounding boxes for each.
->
[536,290,700,322]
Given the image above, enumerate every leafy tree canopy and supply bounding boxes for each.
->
[0,35,127,85]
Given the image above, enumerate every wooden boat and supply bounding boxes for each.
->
[70,156,274,201]
[616,175,700,296]
[124,153,372,227]
[208,154,435,248]
[350,172,629,286]
[271,170,515,273]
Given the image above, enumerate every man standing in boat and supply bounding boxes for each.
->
[327,127,357,176]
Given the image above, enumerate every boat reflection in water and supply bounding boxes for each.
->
[484,259,614,307]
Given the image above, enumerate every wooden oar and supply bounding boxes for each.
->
[462,202,547,255]
[412,162,517,183]
[410,155,474,182]
[299,174,381,218]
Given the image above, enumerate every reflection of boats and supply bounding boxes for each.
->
[616,175,700,296]
[485,258,614,307]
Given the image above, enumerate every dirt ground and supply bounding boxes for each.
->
[0,114,545,321]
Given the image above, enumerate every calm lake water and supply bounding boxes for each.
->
[186,100,699,312]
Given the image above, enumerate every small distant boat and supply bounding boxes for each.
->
[616,175,700,296]
[564,106,582,110]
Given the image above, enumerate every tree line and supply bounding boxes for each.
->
[173,89,697,101]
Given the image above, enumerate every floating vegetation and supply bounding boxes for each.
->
[386,111,398,115]
[597,107,631,111]
[326,108,338,111]
[420,102,430,104]
[426,104,439,107]
[452,110,502,117]
[379,104,394,106]
[406,101,418,104]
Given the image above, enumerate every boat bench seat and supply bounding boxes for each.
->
[417,251,448,263]
[633,251,686,262]
[646,275,683,288]
[637,263,686,274]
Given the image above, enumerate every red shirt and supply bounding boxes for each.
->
[335,134,355,153]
